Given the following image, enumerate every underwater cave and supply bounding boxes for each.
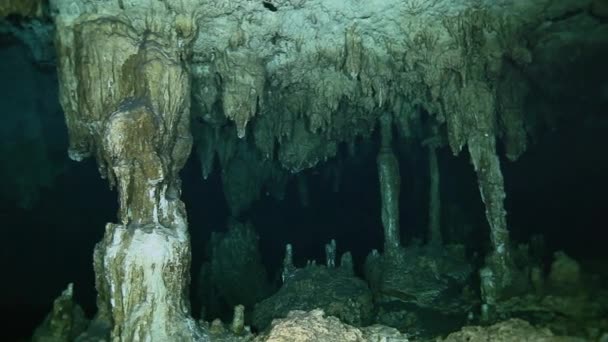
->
[1,0,608,341]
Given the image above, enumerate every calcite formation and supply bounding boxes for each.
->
[39,0,608,340]
[253,259,373,331]
[377,112,402,253]
[50,0,204,340]
[188,0,556,310]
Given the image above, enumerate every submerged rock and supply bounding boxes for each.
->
[493,251,608,340]
[364,244,473,336]
[440,318,584,342]
[254,309,408,342]
[253,264,373,331]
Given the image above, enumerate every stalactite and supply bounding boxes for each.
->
[377,112,402,254]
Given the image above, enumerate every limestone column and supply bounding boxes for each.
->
[469,133,513,314]
[443,76,516,312]
[52,5,205,340]
[377,113,401,254]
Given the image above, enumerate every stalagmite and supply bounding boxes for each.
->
[340,252,355,276]
[282,243,296,283]
[50,1,204,340]
[231,305,245,335]
[325,239,337,268]
[377,113,402,254]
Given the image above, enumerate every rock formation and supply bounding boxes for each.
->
[4,0,605,339]
[254,309,408,342]
[254,242,372,331]
[50,1,204,340]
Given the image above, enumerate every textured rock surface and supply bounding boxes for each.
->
[253,264,373,331]
[187,0,554,305]
[440,318,584,342]
[365,244,472,310]
[254,309,408,342]
[50,0,205,340]
[364,244,473,336]
[377,113,402,253]
[491,251,608,340]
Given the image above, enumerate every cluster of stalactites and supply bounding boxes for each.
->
[192,3,534,170]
